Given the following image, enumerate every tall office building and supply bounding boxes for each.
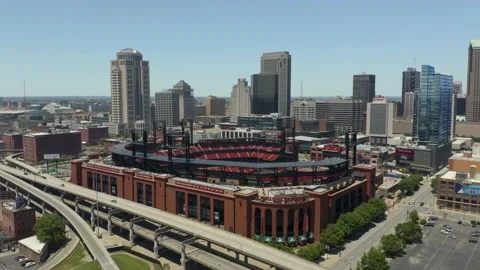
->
[366,97,393,145]
[170,80,195,121]
[260,52,291,116]
[315,99,363,135]
[466,40,480,122]
[401,68,421,116]
[155,91,180,128]
[404,92,415,119]
[413,65,453,143]
[230,79,251,123]
[203,95,226,116]
[352,73,375,113]
[291,99,316,120]
[110,48,151,134]
[251,73,278,115]
[453,81,463,94]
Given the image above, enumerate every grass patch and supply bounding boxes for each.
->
[112,253,151,270]
[53,243,102,270]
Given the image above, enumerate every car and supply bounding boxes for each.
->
[441,229,449,234]
[443,224,452,229]
[470,238,479,243]
[60,183,65,187]
[471,232,480,237]
[430,216,439,221]
[446,228,452,232]
[20,260,33,267]
[448,234,457,239]
[18,258,29,263]
[420,202,425,206]
[111,199,117,203]
[473,223,477,228]
[25,261,36,268]
[409,200,416,205]
[15,256,25,262]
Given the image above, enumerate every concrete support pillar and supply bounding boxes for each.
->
[129,224,135,246]
[26,194,31,207]
[75,203,79,214]
[14,187,18,196]
[207,241,211,249]
[107,217,112,235]
[41,202,46,214]
[90,209,95,229]
[244,256,248,263]
[153,238,159,258]
[235,252,239,260]
[180,245,190,270]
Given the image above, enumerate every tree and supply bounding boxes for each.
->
[339,211,368,235]
[409,209,420,224]
[431,177,438,193]
[380,234,404,257]
[34,213,68,248]
[395,221,423,244]
[320,223,346,249]
[398,178,416,195]
[357,247,390,270]
[368,198,388,219]
[297,244,325,262]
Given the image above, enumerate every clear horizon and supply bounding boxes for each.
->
[1,1,478,97]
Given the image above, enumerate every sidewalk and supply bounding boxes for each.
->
[39,229,80,270]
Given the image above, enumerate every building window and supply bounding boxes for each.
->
[102,175,109,194]
[298,208,304,235]
[200,197,210,223]
[145,184,152,207]
[137,183,144,204]
[213,199,224,226]
[95,174,101,192]
[255,208,261,235]
[188,194,198,219]
[110,177,117,196]
[176,191,185,215]
[287,210,294,236]
[265,209,272,237]
[87,172,93,189]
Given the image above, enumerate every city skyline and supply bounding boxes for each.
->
[1,1,479,97]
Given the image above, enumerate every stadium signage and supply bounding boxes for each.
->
[136,172,154,180]
[86,163,121,174]
[176,181,225,194]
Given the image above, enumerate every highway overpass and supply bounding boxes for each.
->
[0,169,119,270]
[2,155,326,270]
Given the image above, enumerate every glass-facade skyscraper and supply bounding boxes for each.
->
[413,65,453,144]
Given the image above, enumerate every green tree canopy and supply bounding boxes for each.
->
[320,223,346,249]
[339,211,368,234]
[395,221,423,244]
[380,234,404,258]
[34,213,68,248]
[296,243,325,262]
[368,198,388,219]
[357,247,390,270]
[409,209,420,224]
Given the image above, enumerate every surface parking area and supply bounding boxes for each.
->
[390,220,480,270]
[0,252,37,270]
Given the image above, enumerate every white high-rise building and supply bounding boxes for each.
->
[404,92,415,119]
[155,91,180,128]
[291,99,316,120]
[229,79,251,123]
[366,97,393,145]
[110,48,151,135]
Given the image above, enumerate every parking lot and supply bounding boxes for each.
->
[0,251,37,270]
[390,220,480,270]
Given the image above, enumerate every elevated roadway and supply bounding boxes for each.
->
[3,155,325,270]
[0,169,119,270]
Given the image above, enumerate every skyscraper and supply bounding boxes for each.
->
[170,80,195,121]
[155,91,180,128]
[251,73,278,115]
[110,48,151,134]
[261,52,291,116]
[203,95,226,116]
[366,97,393,145]
[230,79,251,123]
[404,92,415,119]
[291,99,316,120]
[466,40,480,122]
[352,73,375,113]
[453,81,463,94]
[401,68,420,116]
[413,65,453,144]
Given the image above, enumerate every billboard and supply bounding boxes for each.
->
[395,148,414,164]
[455,183,480,196]
[44,154,60,160]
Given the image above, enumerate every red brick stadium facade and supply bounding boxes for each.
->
[71,160,376,245]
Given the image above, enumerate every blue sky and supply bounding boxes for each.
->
[0,0,478,98]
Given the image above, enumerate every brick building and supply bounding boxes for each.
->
[23,131,81,164]
[71,160,376,244]
[1,134,23,150]
[0,198,36,240]
[79,126,108,145]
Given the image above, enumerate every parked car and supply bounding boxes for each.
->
[430,216,439,221]
[18,258,29,263]
[443,224,452,229]
[448,234,457,239]
[15,256,25,262]
[470,238,479,243]
[420,202,425,206]
[25,261,36,268]
[20,260,33,267]
[111,199,117,203]
[441,229,449,234]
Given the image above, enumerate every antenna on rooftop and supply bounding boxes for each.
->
[300,80,303,98]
